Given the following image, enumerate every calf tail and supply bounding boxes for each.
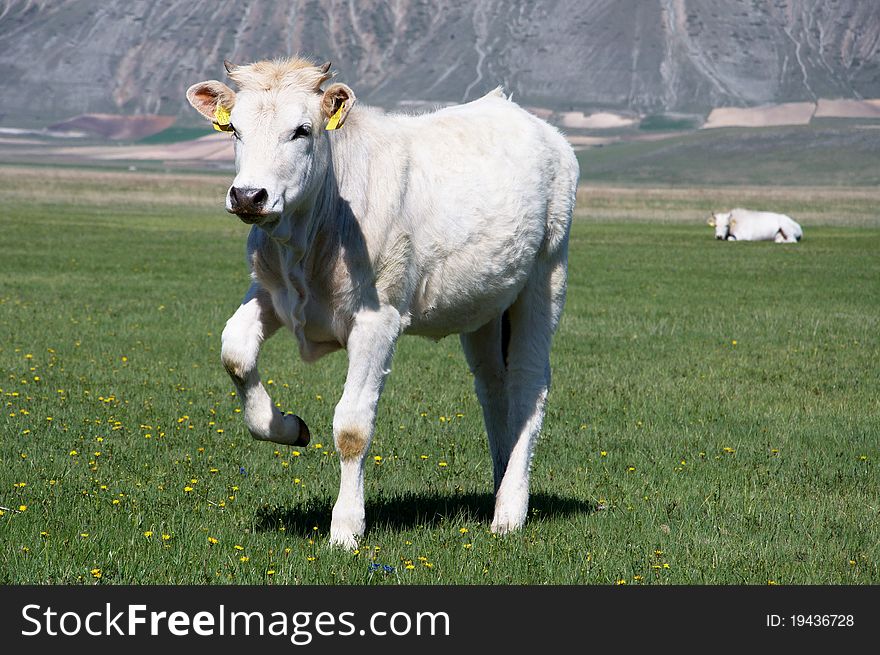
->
[542,147,578,258]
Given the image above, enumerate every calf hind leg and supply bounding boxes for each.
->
[461,314,510,493]
[492,256,567,534]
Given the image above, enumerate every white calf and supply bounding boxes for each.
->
[186,57,578,548]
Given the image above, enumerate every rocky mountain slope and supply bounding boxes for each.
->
[1,0,878,127]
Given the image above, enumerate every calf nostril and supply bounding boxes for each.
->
[251,188,268,207]
[229,186,241,205]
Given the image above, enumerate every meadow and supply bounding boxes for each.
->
[1,165,878,584]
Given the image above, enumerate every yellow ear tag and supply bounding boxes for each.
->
[213,105,233,132]
[325,104,344,131]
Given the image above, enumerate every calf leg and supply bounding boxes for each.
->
[221,284,309,446]
[492,254,567,534]
[330,305,401,548]
[461,315,510,493]
[776,228,798,243]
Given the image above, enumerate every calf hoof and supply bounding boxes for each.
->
[250,413,310,446]
[329,530,360,550]
[330,507,365,550]
[491,494,528,535]
[490,515,526,536]
[293,416,311,446]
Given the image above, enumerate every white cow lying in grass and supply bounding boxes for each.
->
[708,209,803,243]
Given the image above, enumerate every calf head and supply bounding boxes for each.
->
[187,58,356,226]
[707,212,732,240]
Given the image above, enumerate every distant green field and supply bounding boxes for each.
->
[638,114,698,131]
[138,126,215,144]
[1,167,878,584]
[579,124,880,187]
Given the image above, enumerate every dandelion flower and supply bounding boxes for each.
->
[144,531,153,538]
[91,569,102,579]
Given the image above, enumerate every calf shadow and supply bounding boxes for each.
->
[255,491,597,538]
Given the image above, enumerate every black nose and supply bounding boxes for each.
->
[229,186,268,213]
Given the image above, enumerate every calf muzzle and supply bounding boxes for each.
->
[228,186,269,222]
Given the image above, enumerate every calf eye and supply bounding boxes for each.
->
[291,124,311,140]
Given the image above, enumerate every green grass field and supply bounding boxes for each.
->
[1,166,878,584]
[578,124,880,187]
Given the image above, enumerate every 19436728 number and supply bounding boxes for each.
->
[790,614,854,627]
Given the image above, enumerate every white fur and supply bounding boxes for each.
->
[709,208,803,243]
[188,62,578,548]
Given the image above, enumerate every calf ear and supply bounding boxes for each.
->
[321,83,356,130]
[186,80,237,123]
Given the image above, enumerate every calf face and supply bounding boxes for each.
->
[707,212,732,240]
[187,61,356,226]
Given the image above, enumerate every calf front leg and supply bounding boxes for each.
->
[776,228,798,243]
[221,284,310,446]
[330,305,401,548]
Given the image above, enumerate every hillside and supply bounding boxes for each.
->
[1,0,879,127]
